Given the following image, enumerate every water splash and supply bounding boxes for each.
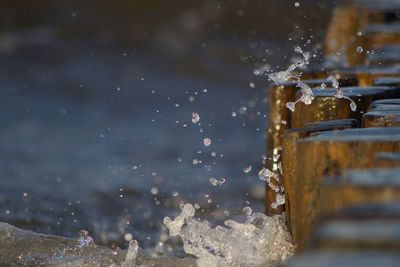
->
[269,47,357,112]
[209,177,226,186]
[327,75,357,111]
[258,167,285,208]
[122,240,139,267]
[77,229,94,248]
[164,203,293,267]
[268,46,310,85]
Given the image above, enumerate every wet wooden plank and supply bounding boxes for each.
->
[291,86,395,128]
[294,128,400,249]
[367,45,400,66]
[362,110,400,127]
[266,79,356,215]
[325,201,400,220]
[374,77,400,87]
[324,5,382,67]
[355,67,400,86]
[365,22,400,50]
[282,119,357,240]
[319,168,400,225]
[310,219,400,251]
[375,152,400,167]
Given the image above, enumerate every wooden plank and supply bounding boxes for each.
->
[375,152,400,167]
[266,79,355,215]
[362,110,400,127]
[324,4,382,67]
[282,119,357,240]
[294,128,400,249]
[291,86,395,128]
[320,168,400,223]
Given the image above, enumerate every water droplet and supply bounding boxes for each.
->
[327,75,339,89]
[356,46,363,53]
[239,106,247,115]
[258,167,275,182]
[242,206,252,216]
[124,233,133,241]
[286,102,296,111]
[350,100,357,111]
[203,138,212,147]
[150,187,159,195]
[249,82,255,88]
[192,112,200,123]
[209,177,226,186]
[294,2,300,7]
[242,165,252,173]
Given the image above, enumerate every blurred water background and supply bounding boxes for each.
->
[0,0,333,253]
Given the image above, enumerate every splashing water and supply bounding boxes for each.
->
[242,206,252,216]
[269,47,357,112]
[77,229,94,248]
[327,75,357,111]
[268,46,310,85]
[209,177,226,186]
[258,167,285,208]
[164,203,293,267]
[122,240,139,267]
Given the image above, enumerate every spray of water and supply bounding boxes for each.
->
[163,203,293,267]
[269,46,357,112]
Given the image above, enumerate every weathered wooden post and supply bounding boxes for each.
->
[356,67,400,86]
[266,79,354,215]
[373,77,400,88]
[319,168,400,222]
[310,219,400,251]
[362,110,400,127]
[294,127,400,249]
[324,4,382,67]
[365,23,400,50]
[366,46,400,66]
[375,152,400,168]
[282,119,357,240]
[291,86,395,128]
